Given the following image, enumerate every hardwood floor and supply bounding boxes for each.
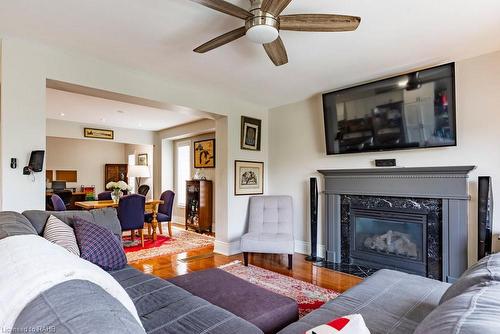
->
[130,243,362,293]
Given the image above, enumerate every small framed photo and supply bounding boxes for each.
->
[234,160,264,196]
[137,154,148,166]
[241,116,261,151]
[194,139,215,168]
[84,128,114,140]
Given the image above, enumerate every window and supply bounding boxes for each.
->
[127,154,136,193]
[176,141,191,206]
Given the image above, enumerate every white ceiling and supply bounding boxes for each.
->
[2,1,500,108]
[46,88,204,131]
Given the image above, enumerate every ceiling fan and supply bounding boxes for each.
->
[189,0,361,66]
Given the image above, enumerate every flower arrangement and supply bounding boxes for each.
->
[106,181,132,191]
[106,181,132,203]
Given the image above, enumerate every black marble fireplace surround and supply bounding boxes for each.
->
[341,195,442,280]
[317,166,475,282]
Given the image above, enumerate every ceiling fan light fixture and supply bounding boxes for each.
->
[246,24,279,44]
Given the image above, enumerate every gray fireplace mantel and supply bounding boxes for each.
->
[318,166,476,282]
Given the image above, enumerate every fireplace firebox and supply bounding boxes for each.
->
[350,208,427,276]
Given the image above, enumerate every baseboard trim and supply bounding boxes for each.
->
[294,240,326,258]
[214,240,241,256]
[214,239,325,257]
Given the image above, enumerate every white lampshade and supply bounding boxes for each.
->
[127,165,151,178]
[246,25,279,44]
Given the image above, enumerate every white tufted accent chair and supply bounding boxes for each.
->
[240,196,294,269]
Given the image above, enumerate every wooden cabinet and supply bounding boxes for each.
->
[104,164,128,188]
[185,180,213,233]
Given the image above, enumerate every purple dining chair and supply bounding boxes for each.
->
[97,191,112,200]
[145,190,175,237]
[51,194,67,211]
[117,194,146,247]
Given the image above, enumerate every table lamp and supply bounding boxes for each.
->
[127,165,151,191]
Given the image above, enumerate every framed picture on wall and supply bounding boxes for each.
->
[84,128,114,140]
[137,153,148,166]
[194,139,215,168]
[234,160,264,196]
[241,116,261,151]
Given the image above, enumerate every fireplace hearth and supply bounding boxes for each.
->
[316,166,475,282]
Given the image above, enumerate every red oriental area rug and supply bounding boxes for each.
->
[124,226,214,262]
[219,261,340,317]
[122,235,171,253]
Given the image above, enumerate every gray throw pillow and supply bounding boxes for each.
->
[440,253,500,304]
[0,211,37,240]
[415,282,500,334]
[43,215,80,256]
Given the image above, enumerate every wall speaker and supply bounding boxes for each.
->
[306,177,323,262]
[478,176,493,260]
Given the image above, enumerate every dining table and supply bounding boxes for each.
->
[74,199,165,241]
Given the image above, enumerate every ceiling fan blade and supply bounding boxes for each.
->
[194,27,246,53]
[189,0,252,19]
[263,36,288,66]
[262,0,293,16]
[279,14,361,32]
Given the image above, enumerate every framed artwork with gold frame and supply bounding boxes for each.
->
[84,128,114,140]
[194,139,215,168]
[137,153,148,166]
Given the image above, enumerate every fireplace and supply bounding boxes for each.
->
[318,166,475,282]
[350,208,427,276]
[339,195,442,279]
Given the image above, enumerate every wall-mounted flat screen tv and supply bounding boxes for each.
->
[323,63,456,155]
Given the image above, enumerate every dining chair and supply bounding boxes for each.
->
[145,190,175,237]
[51,194,67,211]
[137,185,150,197]
[97,191,112,200]
[117,194,146,247]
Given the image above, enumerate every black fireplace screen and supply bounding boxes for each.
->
[350,208,427,276]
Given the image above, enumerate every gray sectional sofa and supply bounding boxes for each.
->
[279,254,500,334]
[0,210,262,334]
[2,208,500,334]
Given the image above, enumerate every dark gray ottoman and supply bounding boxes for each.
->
[169,268,299,334]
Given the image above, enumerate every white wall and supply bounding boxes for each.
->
[47,119,155,145]
[46,137,126,193]
[0,37,268,256]
[268,50,500,263]
[0,39,46,211]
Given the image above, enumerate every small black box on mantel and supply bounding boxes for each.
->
[375,159,397,167]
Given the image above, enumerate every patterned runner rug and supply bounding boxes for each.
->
[219,260,340,317]
[125,226,214,262]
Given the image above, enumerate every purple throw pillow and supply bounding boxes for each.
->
[73,218,126,271]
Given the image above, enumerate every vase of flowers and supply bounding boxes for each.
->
[106,181,132,204]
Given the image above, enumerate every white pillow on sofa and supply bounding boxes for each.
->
[306,314,370,334]
[43,215,80,256]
